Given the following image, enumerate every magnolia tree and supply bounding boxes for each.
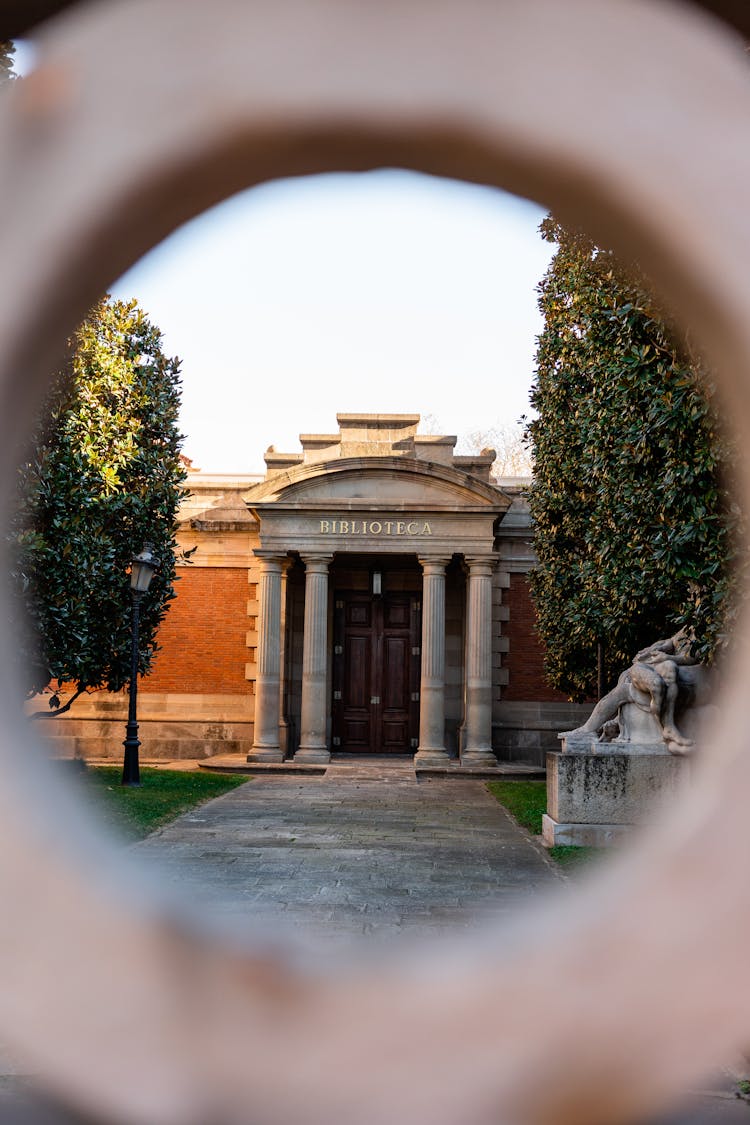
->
[527,218,740,700]
[10,296,188,714]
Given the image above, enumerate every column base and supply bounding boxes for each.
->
[413,748,451,767]
[247,746,284,764]
[293,746,331,764]
[461,748,499,768]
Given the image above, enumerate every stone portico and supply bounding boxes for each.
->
[36,414,588,765]
[244,415,509,765]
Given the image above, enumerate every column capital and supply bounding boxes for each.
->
[464,554,498,575]
[253,550,289,570]
[418,556,451,573]
[299,553,334,572]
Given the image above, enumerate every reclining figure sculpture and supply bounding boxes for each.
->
[563,629,711,754]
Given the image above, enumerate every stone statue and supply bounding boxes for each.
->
[562,629,712,755]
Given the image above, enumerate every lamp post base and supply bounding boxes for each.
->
[122,588,144,786]
[122,727,141,786]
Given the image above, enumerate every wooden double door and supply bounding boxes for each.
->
[332,591,422,754]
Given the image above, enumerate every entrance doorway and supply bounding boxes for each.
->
[332,590,421,753]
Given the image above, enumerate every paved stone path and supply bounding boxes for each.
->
[134,760,560,950]
[131,764,750,1121]
[3,764,749,1123]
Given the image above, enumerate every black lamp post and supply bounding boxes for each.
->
[122,546,159,787]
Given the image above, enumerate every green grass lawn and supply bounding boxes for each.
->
[487,780,547,834]
[83,766,248,840]
[486,779,600,869]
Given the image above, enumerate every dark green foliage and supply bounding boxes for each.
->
[527,218,740,700]
[11,297,188,708]
[84,767,248,839]
[0,41,15,84]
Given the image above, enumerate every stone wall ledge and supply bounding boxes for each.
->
[29,693,255,722]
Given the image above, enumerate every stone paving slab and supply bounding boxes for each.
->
[134,764,560,949]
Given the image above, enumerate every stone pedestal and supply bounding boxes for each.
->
[543,744,690,847]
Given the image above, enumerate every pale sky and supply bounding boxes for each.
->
[11,36,555,477]
[112,170,554,474]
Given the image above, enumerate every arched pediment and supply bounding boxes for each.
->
[244,457,511,557]
[244,457,511,513]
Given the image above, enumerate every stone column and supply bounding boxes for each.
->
[247,552,286,763]
[461,556,499,766]
[294,554,333,764]
[278,559,292,757]
[414,557,451,766]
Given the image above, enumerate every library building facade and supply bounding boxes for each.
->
[49,415,587,766]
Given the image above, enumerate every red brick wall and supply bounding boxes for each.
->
[141,566,563,702]
[502,573,569,702]
[142,568,250,694]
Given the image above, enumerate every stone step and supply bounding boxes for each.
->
[198,754,545,780]
[417,763,546,780]
[199,757,323,776]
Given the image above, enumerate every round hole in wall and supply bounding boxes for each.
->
[2,3,750,1125]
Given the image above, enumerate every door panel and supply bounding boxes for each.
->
[345,634,371,708]
[383,635,409,710]
[382,719,409,751]
[384,599,410,629]
[332,589,420,753]
[343,719,370,747]
[340,626,371,749]
[348,601,371,627]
